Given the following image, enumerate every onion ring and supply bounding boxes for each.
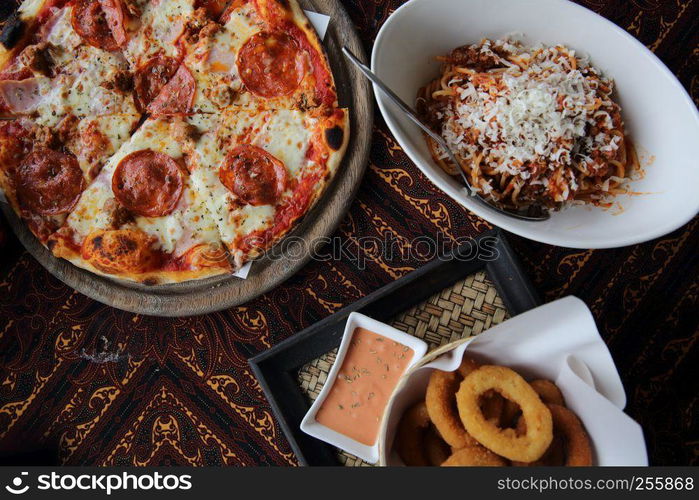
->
[456,365,553,462]
[548,403,593,466]
[441,445,508,467]
[394,401,431,466]
[530,379,566,406]
[512,416,566,466]
[483,379,564,428]
[457,357,481,378]
[512,404,591,465]
[426,359,481,448]
[499,379,563,428]
[424,425,451,466]
[513,437,566,466]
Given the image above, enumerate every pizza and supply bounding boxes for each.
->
[0,0,349,285]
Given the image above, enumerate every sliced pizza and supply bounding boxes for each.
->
[120,0,194,68]
[0,0,141,243]
[1,0,338,117]
[175,0,338,114]
[186,104,348,267]
[0,113,139,243]
[104,0,228,115]
[0,0,351,286]
[0,1,139,124]
[48,116,232,284]
[0,119,80,243]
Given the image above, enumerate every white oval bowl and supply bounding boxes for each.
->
[371,0,699,249]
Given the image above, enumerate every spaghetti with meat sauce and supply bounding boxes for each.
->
[417,39,638,210]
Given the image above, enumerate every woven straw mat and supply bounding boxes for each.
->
[296,270,510,466]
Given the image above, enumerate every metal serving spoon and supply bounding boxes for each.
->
[342,46,550,222]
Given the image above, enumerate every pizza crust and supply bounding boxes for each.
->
[51,237,233,285]
[0,0,50,69]
[239,107,350,264]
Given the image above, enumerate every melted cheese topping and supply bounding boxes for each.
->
[3,11,137,126]
[186,2,261,112]
[188,109,315,248]
[84,114,137,153]
[0,5,136,125]
[43,6,82,61]
[124,0,194,67]
[69,114,140,179]
[64,118,221,256]
[63,166,116,240]
[62,47,137,116]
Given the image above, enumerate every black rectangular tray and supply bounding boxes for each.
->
[249,229,541,465]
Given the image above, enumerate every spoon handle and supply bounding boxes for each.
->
[342,48,444,145]
[342,46,475,195]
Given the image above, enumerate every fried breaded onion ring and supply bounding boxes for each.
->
[395,401,431,466]
[426,359,481,448]
[512,416,566,466]
[548,403,593,466]
[456,357,481,379]
[441,445,508,467]
[424,425,451,466]
[456,365,553,462]
[530,379,566,406]
[483,380,563,429]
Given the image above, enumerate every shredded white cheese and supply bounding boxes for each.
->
[436,39,624,205]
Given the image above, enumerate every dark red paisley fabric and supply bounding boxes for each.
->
[0,0,697,465]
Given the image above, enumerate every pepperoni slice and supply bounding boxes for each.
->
[98,0,128,47]
[237,32,305,98]
[16,148,85,216]
[219,145,287,206]
[133,56,180,113]
[112,150,184,217]
[71,0,120,52]
[146,65,196,116]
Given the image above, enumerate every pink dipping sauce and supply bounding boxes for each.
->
[316,327,414,445]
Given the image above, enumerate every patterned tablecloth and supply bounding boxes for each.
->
[0,0,697,466]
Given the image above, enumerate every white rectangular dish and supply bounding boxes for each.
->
[300,312,428,463]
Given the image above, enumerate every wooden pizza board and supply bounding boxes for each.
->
[0,0,373,316]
